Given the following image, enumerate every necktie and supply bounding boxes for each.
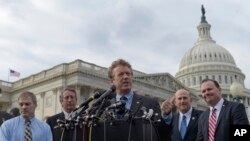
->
[120,96,128,105]
[117,96,128,119]
[180,115,187,139]
[208,108,217,141]
[25,120,32,141]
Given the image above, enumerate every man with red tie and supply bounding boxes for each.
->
[196,79,249,141]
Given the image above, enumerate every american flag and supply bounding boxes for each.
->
[9,69,21,77]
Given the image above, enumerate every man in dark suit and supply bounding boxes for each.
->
[0,111,13,126]
[161,89,203,141]
[103,59,169,141]
[46,88,82,141]
[196,79,249,141]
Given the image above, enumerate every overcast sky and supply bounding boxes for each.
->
[1,0,250,89]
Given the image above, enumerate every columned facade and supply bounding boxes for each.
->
[0,59,192,119]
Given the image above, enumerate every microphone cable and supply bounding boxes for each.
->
[104,119,107,141]
[149,119,153,141]
[73,125,77,141]
[127,110,134,141]
[88,125,93,141]
[127,117,133,141]
[60,128,65,141]
[82,123,87,141]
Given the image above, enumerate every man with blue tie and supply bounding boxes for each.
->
[161,89,203,141]
[107,59,162,120]
[106,59,168,141]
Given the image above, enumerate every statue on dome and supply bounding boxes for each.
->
[201,5,206,16]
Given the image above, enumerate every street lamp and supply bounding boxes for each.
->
[230,81,244,102]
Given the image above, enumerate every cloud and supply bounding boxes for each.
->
[0,0,249,90]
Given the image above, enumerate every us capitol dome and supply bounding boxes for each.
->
[176,6,250,107]
[176,6,245,89]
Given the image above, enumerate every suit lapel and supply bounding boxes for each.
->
[215,100,227,129]
[204,109,210,140]
[59,112,65,119]
[186,109,198,132]
[130,93,143,116]
[175,113,182,138]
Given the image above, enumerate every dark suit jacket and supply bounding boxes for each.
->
[170,108,203,141]
[46,112,85,141]
[0,111,13,126]
[196,99,249,141]
[107,92,170,141]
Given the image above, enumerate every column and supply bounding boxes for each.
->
[75,85,81,105]
[40,92,45,119]
[52,88,58,114]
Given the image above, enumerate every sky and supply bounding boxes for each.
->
[0,0,250,88]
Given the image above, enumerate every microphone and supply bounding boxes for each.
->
[106,100,126,110]
[141,107,154,119]
[56,119,66,128]
[73,91,103,111]
[141,106,148,118]
[146,109,154,119]
[93,85,116,106]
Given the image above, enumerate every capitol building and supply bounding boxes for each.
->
[1,8,250,120]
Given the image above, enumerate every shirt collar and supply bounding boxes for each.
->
[179,107,193,118]
[63,111,75,119]
[210,98,224,111]
[20,116,35,124]
[116,91,133,101]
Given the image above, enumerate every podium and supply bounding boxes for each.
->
[53,125,86,141]
[53,119,170,141]
[90,119,161,141]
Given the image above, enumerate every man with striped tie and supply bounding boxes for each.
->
[0,91,52,141]
[196,79,249,141]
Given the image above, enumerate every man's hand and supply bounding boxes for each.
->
[161,97,175,115]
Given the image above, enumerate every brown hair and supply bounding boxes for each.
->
[18,91,37,106]
[59,88,77,102]
[201,79,221,89]
[108,59,133,79]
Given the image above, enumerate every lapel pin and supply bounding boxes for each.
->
[192,117,195,120]
[136,101,140,104]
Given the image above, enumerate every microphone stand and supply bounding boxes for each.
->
[90,97,108,126]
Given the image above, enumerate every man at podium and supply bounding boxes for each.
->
[89,59,170,141]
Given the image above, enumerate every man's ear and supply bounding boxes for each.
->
[59,100,63,105]
[219,87,222,92]
[109,78,114,84]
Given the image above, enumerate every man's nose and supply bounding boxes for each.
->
[21,105,26,109]
[67,97,73,101]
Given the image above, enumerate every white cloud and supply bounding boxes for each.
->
[0,0,250,89]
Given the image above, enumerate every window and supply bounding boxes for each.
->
[219,75,222,83]
[193,77,196,85]
[188,78,190,86]
[225,76,228,84]
[46,96,52,107]
[199,76,202,84]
